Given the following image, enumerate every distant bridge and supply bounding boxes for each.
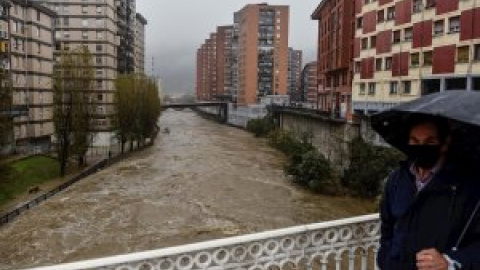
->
[162,102,228,123]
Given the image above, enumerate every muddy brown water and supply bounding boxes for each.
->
[0,111,374,269]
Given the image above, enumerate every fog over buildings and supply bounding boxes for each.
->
[136,1,319,95]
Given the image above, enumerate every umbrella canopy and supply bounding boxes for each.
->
[371,90,480,164]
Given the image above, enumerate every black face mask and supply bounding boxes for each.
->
[406,144,442,169]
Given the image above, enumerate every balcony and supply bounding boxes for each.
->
[23,214,380,270]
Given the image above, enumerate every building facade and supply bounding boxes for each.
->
[116,0,135,74]
[287,47,302,101]
[312,0,355,120]
[300,61,318,104]
[134,12,146,74]
[353,0,480,115]
[33,0,125,136]
[216,25,234,101]
[235,3,289,105]
[8,0,56,154]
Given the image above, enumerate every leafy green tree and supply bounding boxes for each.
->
[114,74,161,152]
[53,46,96,176]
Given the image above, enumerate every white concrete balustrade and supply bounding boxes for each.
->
[26,214,380,270]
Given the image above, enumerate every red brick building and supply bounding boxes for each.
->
[312,0,355,120]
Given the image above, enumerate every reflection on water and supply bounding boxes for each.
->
[0,111,373,269]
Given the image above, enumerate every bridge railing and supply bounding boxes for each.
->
[26,214,380,270]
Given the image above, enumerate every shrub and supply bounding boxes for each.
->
[246,116,276,137]
[343,137,405,198]
[286,150,340,194]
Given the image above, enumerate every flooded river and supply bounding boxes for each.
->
[0,111,374,269]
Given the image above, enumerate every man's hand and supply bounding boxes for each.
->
[416,249,449,270]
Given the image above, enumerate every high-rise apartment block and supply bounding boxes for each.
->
[134,13,146,74]
[300,61,318,104]
[196,3,289,105]
[216,25,234,100]
[288,48,302,101]
[235,4,289,104]
[312,0,355,120]
[0,0,56,153]
[353,0,480,115]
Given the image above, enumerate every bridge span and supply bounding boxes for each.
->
[162,102,228,123]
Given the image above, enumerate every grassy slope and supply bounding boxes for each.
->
[0,156,59,207]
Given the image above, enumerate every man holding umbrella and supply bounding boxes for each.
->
[372,91,480,270]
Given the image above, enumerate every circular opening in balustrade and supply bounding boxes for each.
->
[213,248,230,264]
[248,243,264,258]
[176,255,194,270]
[232,246,247,261]
[157,258,174,270]
[280,237,295,251]
[194,252,212,268]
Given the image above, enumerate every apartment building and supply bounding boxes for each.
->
[117,0,135,74]
[33,0,123,136]
[6,0,55,154]
[312,0,355,120]
[287,47,302,101]
[300,61,318,104]
[235,3,289,104]
[353,0,480,115]
[134,12,146,73]
[216,25,234,101]
[196,39,215,101]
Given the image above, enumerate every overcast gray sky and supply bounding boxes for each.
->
[136,1,320,95]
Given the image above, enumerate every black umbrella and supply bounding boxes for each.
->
[371,90,480,165]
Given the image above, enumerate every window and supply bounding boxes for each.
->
[82,31,88,39]
[390,81,398,95]
[371,36,377,48]
[97,94,103,101]
[37,10,41,21]
[82,19,88,27]
[423,51,432,65]
[82,5,87,13]
[413,0,423,13]
[37,43,41,54]
[359,83,366,95]
[64,31,70,38]
[386,57,393,70]
[96,5,102,13]
[368,83,376,95]
[357,17,363,29]
[377,10,384,23]
[411,53,420,67]
[404,27,413,41]
[403,81,411,94]
[96,19,103,27]
[449,16,460,33]
[376,58,383,71]
[96,68,103,76]
[475,44,480,61]
[96,57,102,64]
[434,20,444,36]
[426,0,436,8]
[96,44,103,51]
[361,38,368,49]
[355,61,361,73]
[393,30,401,43]
[387,7,395,20]
[457,46,470,63]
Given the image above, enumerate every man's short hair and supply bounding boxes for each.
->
[406,114,450,143]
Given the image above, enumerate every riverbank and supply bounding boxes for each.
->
[0,143,154,223]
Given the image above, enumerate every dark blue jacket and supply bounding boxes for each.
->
[378,161,480,270]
